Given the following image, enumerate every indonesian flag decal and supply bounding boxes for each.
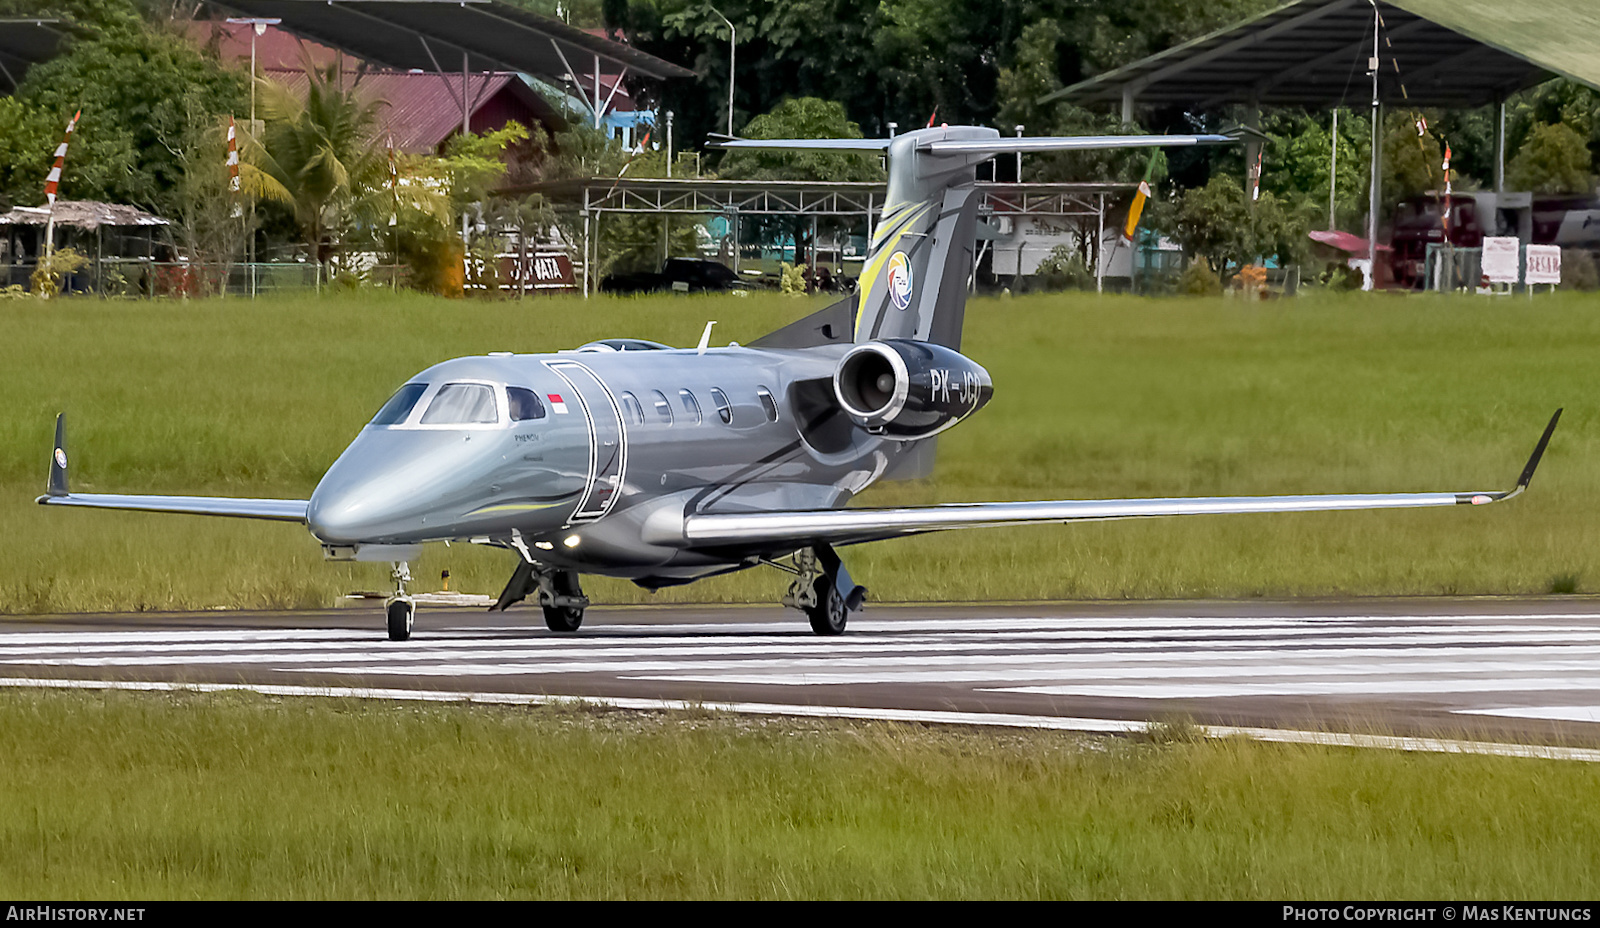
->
[547,393,569,414]
[43,110,81,207]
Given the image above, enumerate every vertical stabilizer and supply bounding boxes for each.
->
[721,126,1235,350]
[852,127,997,349]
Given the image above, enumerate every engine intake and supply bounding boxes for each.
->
[833,339,992,438]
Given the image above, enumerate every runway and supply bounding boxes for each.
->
[4,599,1600,753]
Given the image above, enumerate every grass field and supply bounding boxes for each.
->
[1,687,1596,899]
[2,289,1598,612]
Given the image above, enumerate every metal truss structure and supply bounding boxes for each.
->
[520,178,1134,296]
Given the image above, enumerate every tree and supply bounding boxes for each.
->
[1171,174,1307,277]
[719,97,882,269]
[7,4,246,216]
[251,62,387,273]
[1508,122,1594,195]
[717,97,882,183]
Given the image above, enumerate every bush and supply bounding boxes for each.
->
[1562,249,1599,291]
[778,262,806,295]
[29,247,89,298]
[1034,245,1095,291]
[1179,260,1222,296]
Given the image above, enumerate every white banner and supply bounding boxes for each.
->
[1526,244,1562,285]
[1482,236,1521,284]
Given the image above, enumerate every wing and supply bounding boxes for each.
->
[663,411,1562,551]
[35,415,309,523]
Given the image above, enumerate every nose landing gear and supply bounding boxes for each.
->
[385,561,415,641]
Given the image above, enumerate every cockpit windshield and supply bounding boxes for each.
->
[420,382,499,425]
[370,383,428,426]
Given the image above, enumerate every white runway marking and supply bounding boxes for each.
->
[4,610,1599,750]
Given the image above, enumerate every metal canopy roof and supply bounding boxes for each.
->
[0,18,66,93]
[208,0,694,81]
[1044,0,1587,111]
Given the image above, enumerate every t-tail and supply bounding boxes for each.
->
[723,126,1237,350]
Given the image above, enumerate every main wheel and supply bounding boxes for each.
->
[386,598,415,641]
[543,604,584,631]
[542,570,585,632]
[805,575,848,636]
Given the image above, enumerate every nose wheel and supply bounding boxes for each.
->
[385,561,415,641]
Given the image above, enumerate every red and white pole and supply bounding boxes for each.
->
[42,109,81,261]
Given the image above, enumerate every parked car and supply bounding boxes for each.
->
[601,258,757,294]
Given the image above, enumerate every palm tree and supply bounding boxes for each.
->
[251,58,388,276]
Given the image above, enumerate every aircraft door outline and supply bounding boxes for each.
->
[546,361,628,524]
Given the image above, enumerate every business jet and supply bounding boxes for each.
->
[38,126,1561,640]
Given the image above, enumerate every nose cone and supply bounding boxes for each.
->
[308,428,487,544]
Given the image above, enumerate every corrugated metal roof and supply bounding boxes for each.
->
[209,0,694,80]
[267,69,564,152]
[1046,0,1583,110]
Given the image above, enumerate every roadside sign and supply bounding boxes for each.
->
[1482,237,1520,284]
[1525,245,1562,286]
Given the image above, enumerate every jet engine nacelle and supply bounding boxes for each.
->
[833,339,993,438]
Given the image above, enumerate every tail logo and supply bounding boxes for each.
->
[54,449,66,468]
[887,252,914,311]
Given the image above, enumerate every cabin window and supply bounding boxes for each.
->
[651,390,674,424]
[678,389,703,425]
[620,391,646,426]
[420,382,498,425]
[370,383,427,426]
[710,387,733,425]
[757,386,779,423]
[506,387,546,421]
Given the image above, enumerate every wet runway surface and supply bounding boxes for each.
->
[4,599,1600,747]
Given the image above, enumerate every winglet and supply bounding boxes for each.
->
[1516,408,1563,491]
[46,413,68,498]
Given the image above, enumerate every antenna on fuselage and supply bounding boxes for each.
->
[696,320,717,355]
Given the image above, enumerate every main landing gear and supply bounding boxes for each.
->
[385,561,415,642]
[491,561,590,631]
[780,544,866,635]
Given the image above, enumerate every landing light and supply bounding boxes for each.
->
[563,535,581,548]
[534,540,554,550]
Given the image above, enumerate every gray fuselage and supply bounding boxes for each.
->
[305,344,914,581]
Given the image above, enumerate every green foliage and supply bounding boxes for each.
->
[4,291,1600,610]
[252,62,387,269]
[1561,249,1599,291]
[0,97,58,209]
[1508,122,1595,195]
[1172,176,1309,277]
[28,247,90,298]
[778,261,806,294]
[719,97,883,183]
[1179,260,1222,296]
[1033,244,1093,291]
[1261,110,1368,233]
[6,689,1600,898]
[6,8,246,216]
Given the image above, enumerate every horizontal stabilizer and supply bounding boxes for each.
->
[921,133,1234,154]
[711,132,1235,155]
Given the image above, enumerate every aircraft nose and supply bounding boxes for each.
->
[307,428,479,544]
[306,483,399,544]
